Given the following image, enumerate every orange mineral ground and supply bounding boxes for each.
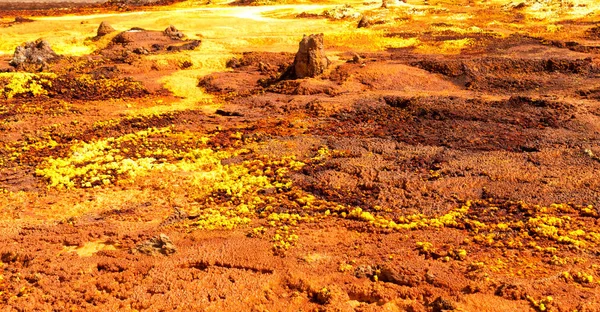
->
[1,0,600,311]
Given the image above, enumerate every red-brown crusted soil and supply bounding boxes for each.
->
[3,5,600,312]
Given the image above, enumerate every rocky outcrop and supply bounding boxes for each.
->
[9,39,59,71]
[167,40,201,52]
[100,26,201,63]
[164,25,185,40]
[281,34,330,80]
[134,234,176,256]
[97,21,116,37]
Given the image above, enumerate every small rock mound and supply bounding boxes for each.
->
[14,16,34,23]
[430,296,456,312]
[134,234,176,256]
[108,26,199,55]
[97,21,116,37]
[358,16,371,28]
[164,25,185,40]
[9,39,59,71]
[281,33,330,80]
[357,15,387,28]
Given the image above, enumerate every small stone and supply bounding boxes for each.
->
[354,265,374,278]
[133,47,149,55]
[134,234,177,256]
[430,296,456,312]
[97,21,116,37]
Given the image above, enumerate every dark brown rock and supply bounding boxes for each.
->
[9,39,59,71]
[281,33,330,80]
[97,21,116,37]
[226,57,241,68]
[14,16,34,23]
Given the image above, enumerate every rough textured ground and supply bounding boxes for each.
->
[1,0,600,311]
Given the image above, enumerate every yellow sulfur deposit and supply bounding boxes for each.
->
[0,73,54,99]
